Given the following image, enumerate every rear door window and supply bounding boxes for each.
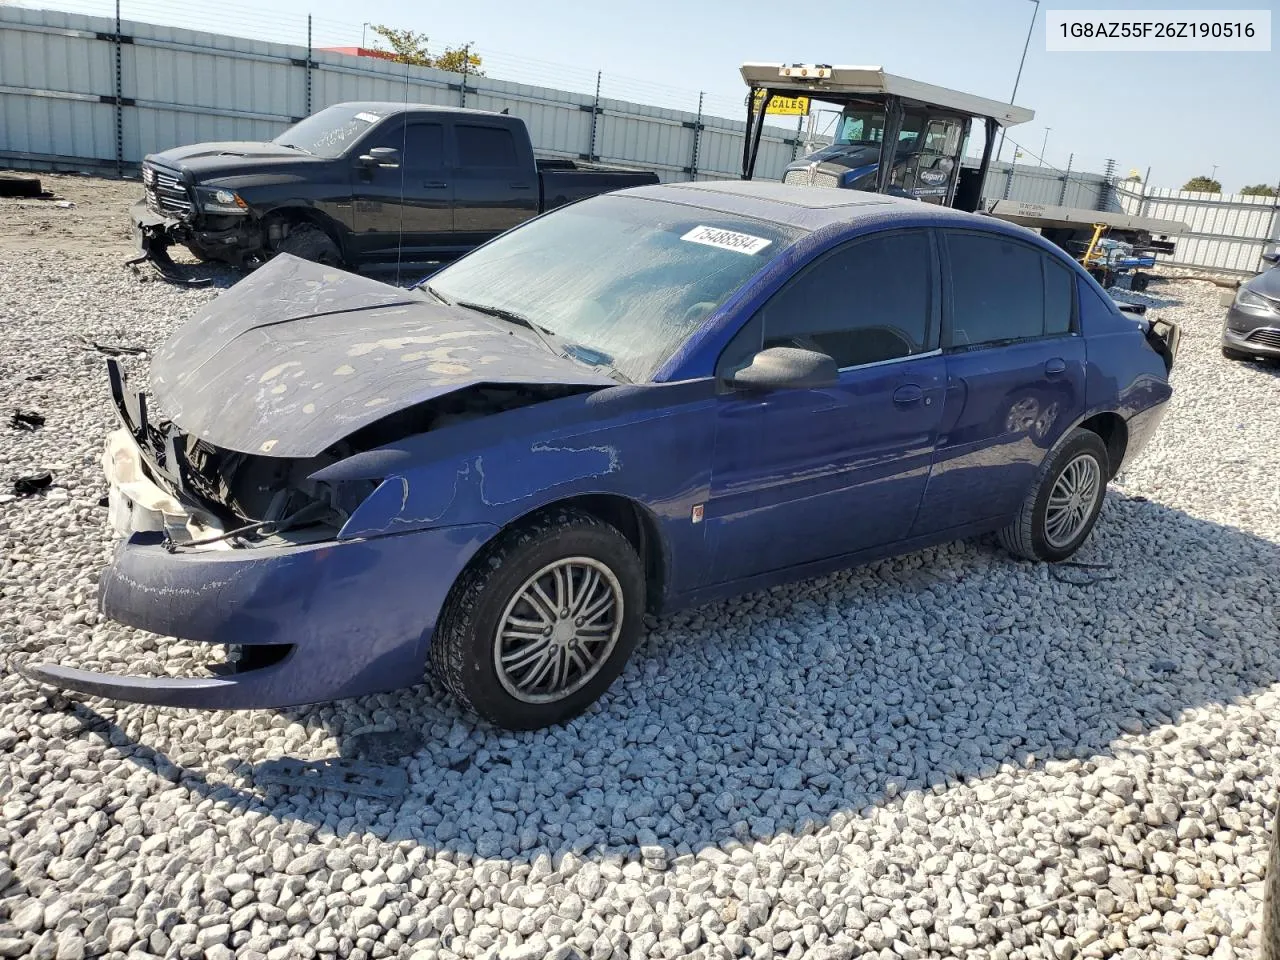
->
[456,125,519,167]
[1044,256,1076,335]
[944,231,1045,347]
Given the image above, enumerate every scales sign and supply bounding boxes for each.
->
[751,91,810,116]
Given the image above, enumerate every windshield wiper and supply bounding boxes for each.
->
[456,301,559,356]
[562,343,631,383]
[419,283,452,306]
[277,143,312,155]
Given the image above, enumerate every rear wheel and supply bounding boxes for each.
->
[999,428,1109,562]
[275,223,342,266]
[430,507,645,730]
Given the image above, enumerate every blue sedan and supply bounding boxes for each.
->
[28,181,1179,729]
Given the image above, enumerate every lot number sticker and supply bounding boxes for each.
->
[681,225,772,255]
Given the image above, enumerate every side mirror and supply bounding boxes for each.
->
[359,147,401,168]
[731,347,839,392]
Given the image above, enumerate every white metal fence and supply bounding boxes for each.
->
[0,5,802,182]
[4,5,1278,275]
[1117,184,1280,275]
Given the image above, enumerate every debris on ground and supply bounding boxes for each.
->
[0,175,45,198]
[9,409,45,431]
[12,472,53,495]
[74,334,147,357]
[254,756,409,801]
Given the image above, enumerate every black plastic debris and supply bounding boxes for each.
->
[255,757,408,800]
[0,175,44,198]
[75,335,147,357]
[9,410,45,431]
[13,472,53,496]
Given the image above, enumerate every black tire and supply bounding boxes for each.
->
[998,428,1110,562]
[430,507,645,730]
[1263,805,1280,960]
[275,223,342,266]
[1222,345,1252,361]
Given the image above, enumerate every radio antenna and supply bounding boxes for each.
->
[395,55,410,287]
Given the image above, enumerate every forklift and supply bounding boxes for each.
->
[739,62,1186,276]
[740,62,1032,212]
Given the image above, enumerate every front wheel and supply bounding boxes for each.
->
[999,428,1109,562]
[274,223,342,266]
[430,507,645,730]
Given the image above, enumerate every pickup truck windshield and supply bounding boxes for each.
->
[272,105,391,159]
[425,194,804,382]
[834,110,924,148]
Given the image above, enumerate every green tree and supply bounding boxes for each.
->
[368,24,483,75]
[1182,175,1222,193]
[1241,183,1278,197]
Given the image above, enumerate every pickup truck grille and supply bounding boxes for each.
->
[142,163,193,218]
[783,167,839,189]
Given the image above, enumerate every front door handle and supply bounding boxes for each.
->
[1044,357,1067,375]
[893,384,924,405]
[422,181,449,189]
[510,182,532,190]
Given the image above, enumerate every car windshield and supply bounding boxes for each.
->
[272,105,391,159]
[424,194,805,382]
[833,109,924,149]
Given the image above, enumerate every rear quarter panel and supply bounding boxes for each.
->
[1077,274,1173,471]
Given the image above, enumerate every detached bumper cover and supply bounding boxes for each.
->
[25,522,496,709]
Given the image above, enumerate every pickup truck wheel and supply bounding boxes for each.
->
[275,223,342,267]
[999,428,1109,562]
[431,507,645,730]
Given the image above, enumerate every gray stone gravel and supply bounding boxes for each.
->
[1,238,1279,960]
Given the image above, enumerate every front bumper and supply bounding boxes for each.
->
[130,199,257,264]
[1222,306,1280,358]
[25,428,497,709]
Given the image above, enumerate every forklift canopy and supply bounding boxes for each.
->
[739,63,1035,127]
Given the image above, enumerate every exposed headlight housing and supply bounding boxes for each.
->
[1235,286,1276,313]
[196,185,249,214]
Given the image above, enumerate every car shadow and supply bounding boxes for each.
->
[40,490,1280,865]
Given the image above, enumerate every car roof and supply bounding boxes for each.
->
[327,101,502,118]
[618,179,1020,233]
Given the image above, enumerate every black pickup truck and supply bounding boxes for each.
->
[131,102,659,271]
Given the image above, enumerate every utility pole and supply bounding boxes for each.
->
[995,0,1040,164]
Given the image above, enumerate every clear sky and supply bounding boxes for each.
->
[27,0,1279,191]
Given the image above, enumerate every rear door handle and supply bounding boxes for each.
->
[422,181,449,189]
[510,182,532,190]
[1044,358,1067,375]
[893,384,924,405]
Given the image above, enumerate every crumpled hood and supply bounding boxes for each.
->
[147,141,320,179]
[150,255,613,458]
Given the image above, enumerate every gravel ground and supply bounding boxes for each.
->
[2,180,1280,960]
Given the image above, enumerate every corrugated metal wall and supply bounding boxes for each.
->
[1117,184,1280,274]
[4,5,1278,275]
[980,161,1110,210]
[0,5,798,182]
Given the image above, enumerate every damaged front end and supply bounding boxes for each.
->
[22,358,503,708]
[128,161,265,282]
